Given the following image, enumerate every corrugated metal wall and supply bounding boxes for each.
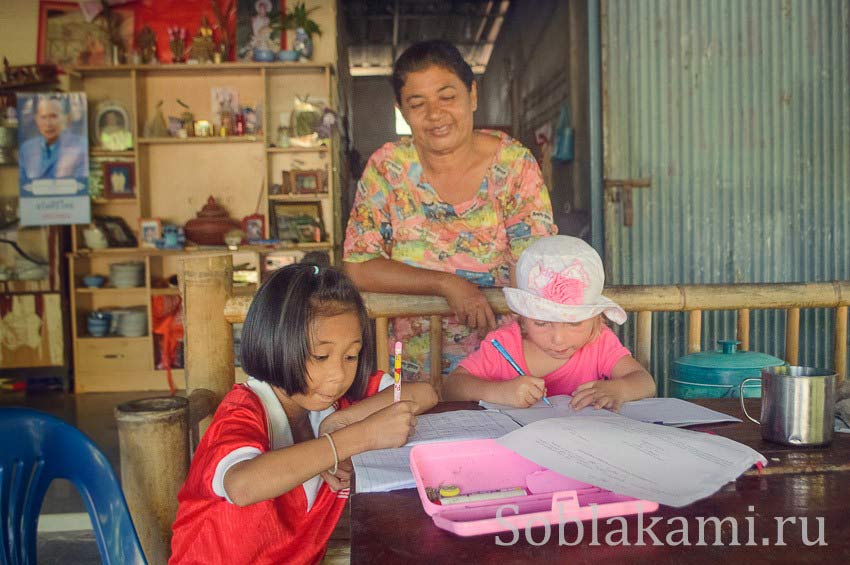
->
[602,0,850,394]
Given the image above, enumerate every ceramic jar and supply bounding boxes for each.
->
[183,196,241,246]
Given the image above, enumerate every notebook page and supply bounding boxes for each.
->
[482,395,741,427]
[497,411,766,507]
[352,411,521,493]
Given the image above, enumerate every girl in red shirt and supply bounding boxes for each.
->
[170,264,437,564]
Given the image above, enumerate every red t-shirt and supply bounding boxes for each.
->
[170,372,383,564]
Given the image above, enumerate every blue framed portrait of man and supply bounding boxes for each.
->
[17,92,91,226]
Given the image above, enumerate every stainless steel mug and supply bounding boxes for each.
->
[740,366,836,446]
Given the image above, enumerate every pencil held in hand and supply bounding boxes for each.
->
[490,338,552,406]
[393,341,402,402]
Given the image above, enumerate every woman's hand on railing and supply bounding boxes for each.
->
[438,275,497,333]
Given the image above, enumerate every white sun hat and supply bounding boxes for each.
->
[503,235,627,324]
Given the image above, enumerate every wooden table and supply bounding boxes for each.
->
[350,400,850,564]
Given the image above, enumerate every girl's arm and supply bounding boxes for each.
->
[442,366,546,408]
[224,400,417,506]
[323,381,438,431]
[571,356,656,411]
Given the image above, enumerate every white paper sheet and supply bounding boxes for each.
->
[496,411,766,507]
[352,411,521,493]
[481,395,741,427]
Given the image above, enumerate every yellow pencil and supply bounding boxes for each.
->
[393,341,402,402]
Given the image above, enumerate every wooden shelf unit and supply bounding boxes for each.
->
[68,62,338,392]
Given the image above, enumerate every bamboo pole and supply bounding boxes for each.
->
[429,315,442,395]
[785,308,800,366]
[636,311,652,369]
[222,282,850,323]
[375,317,389,373]
[116,397,189,565]
[736,308,750,350]
[688,310,702,353]
[180,254,234,400]
[835,306,847,386]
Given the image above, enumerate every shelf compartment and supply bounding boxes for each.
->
[75,286,147,294]
[266,146,329,153]
[138,136,263,145]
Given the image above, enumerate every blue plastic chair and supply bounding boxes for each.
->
[0,408,146,565]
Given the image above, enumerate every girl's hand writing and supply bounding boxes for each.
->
[495,375,547,407]
[570,380,628,412]
[359,400,418,450]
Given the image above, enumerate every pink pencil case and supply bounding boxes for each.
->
[410,439,659,537]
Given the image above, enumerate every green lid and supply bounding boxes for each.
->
[675,340,785,370]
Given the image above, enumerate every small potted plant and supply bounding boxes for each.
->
[277,2,321,61]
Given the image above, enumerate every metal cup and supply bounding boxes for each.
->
[740,366,836,446]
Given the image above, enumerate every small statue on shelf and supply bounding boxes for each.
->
[136,25,157,64]
[189,16,216,64]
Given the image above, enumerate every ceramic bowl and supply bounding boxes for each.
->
[278,50,299,62]
[82,275,106,288]
[253,48,276,62]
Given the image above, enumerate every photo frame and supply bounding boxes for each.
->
[241,213,265,243]
[139,218,162,248]
[103,162,135,198]
[94,100,133,150]
[272,202,323,243]
[94,215,137,248]
[37,2,135,69]
[281,169,327,195]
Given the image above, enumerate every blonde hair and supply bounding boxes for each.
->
[518,314,604,350]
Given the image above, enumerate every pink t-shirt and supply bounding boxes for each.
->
[457,321,632,396]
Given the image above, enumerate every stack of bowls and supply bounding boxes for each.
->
[87,311,112,337]
[109,261,145,288]
[110,307,148,337]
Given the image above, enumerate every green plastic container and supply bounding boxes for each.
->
[670,340,785,399]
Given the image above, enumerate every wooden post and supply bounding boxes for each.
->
[375,317,389,373]
[635,311,652,370]
[688,310,702,353]
[835,306,848,386]
[429,315,442,396]
[180,254,234,438]
[116,397,189,565]
[785,307,800,366]
[736,308,750,350]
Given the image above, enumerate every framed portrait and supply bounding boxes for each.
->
[281,169,327,195]
[241,213,265,243]
[94,215,137,248]
[139,218,162,248]
[94,101,133,150]
[37,2,135,69]
[272,202,323,243]
[103,162,135,198]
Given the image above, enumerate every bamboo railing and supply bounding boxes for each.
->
[118,253,850,562]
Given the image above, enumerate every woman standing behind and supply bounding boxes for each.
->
[344,40,556,382]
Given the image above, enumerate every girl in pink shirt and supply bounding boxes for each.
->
[443,236,656,411]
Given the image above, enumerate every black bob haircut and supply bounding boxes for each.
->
[240,263,374,402]
[391,39,475,105]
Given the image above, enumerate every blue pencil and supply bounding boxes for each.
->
[490,338,552,406]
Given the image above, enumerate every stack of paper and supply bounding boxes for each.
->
[352,410,520,493]
[497,411,766,507]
